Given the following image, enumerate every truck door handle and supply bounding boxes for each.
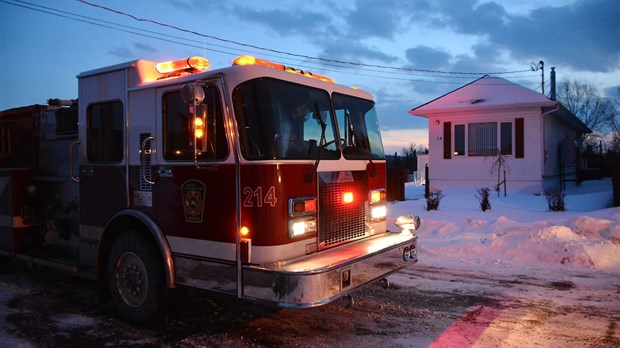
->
[69,141,80,183]
[140,136,155,185]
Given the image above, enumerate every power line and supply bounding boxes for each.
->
[74,0,533,77]
[3,0,537,84]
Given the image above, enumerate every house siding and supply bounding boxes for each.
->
[427,107,545,193]
[542,113,582,189]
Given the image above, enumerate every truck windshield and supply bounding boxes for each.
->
[333,93,385,160]
[233,78,339,160]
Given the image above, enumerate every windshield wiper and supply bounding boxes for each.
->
[305,103,327,183]
[344,111,377,178]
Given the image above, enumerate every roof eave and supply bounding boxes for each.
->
[409,100,557,117]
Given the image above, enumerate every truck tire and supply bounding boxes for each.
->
[106,231,164,324]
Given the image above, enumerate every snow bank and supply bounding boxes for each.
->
[388,179,620,274]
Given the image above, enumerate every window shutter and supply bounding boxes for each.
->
[515,118,524,158]
[443,121,451,159]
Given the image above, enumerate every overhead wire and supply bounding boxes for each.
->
[74,0,534,76]
[3,0,538,85]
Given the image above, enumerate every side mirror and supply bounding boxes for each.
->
[181,84,205,105]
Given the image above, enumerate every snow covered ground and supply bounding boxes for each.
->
[389,178,619,275]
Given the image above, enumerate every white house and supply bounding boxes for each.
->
[409,75,590,194]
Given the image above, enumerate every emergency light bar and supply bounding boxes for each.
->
[155,56,210,74]
[232,55,335,83]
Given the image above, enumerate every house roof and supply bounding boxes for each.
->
[409,75,556,115]
[409,75,591,133]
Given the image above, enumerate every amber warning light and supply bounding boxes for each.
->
[232,55,335,83]
[155,56,210,74]
[194,118,204,138]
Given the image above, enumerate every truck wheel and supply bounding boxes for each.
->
[106,231,164,323]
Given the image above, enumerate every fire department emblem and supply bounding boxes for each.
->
[181,180,205,223]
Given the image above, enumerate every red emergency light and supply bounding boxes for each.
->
[342,191,354,204]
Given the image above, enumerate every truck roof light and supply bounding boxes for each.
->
[232,55,335,83]
[233,55,284,70]
[155,56,210,74]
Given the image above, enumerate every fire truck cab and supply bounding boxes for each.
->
[0,55,420,322]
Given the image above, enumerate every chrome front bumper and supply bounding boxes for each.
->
[241,232,418,307]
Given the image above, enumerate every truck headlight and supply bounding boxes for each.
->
[370,204,387,221]
[368,188,387,222]
[289,217,317,238]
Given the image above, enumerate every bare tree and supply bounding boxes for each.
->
[557,79,617,136]
[401,143,427,157]
[608,86,620,153]
[402,143,416,158]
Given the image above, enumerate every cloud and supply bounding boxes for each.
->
[451,50,498,74]
[107,42,156,59]
[108,46,134,59]
[321,40,399,63]
[425,0,620,73]
[494,0,620,72]
[225,1,401,64]
[135,42,157,53]
[344,0,404,40]
[374,93,430,129]
[405,46,451,70]
[402,44,510,98]
[229,4,334,39]
[437,0,508,35]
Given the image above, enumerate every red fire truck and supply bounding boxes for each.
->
[0,55,420,322]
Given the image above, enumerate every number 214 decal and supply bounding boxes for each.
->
[243,186,277,208]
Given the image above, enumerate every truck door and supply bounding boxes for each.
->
[79,101,127,231]
[151,81,237,295]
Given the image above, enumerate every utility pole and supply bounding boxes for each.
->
[539,60,544,95]
[531,60,545,95]
[550,67,556,100]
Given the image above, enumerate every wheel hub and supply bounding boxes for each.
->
[115,252,149,308]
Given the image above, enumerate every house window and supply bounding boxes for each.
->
[500,122,512,155]
[446,119,522,158]
[468,122,497,156]
[87,101,123,162]
[454,124,465,156]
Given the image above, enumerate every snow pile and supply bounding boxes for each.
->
[388,179,620,273]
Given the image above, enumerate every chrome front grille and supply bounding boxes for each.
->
[318,171,368,249]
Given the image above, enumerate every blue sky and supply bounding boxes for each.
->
[1,0,618,154]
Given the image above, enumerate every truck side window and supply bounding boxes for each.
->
[163,86,228,161]
[87,101,124,162]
